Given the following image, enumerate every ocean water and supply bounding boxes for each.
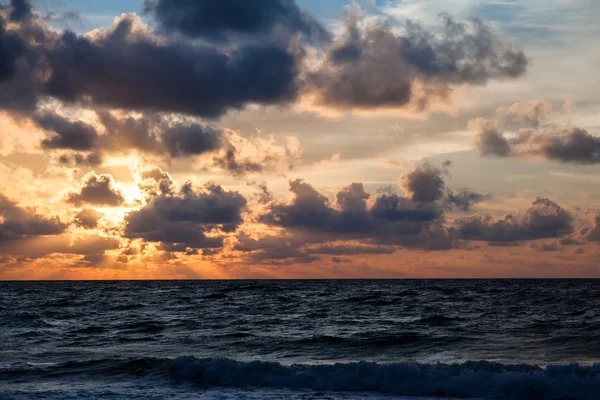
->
[1,280,600,399]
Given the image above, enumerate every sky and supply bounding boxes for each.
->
[0,0,599,279]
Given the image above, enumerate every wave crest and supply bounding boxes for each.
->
[5,357,600,399]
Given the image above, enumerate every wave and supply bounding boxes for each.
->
[4,357,600,399]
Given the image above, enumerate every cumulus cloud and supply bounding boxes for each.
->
[124,182,247,251]
[66,173,126,207]
[401,162,486,210]
[0,8,304,118]
[307,12,527,111]
[138,167,175,196]
[472,101,600,164]
[36,111,99,151]
[144,0,330,44]
[44,14,302,118]
[456,198,573,243]
[401,163,447,203]
[258,178,454,250]
[259,163,483,248]
[0,193,67,241]
[74,208,102,229]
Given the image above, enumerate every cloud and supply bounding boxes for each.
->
[307,12,527,111]
[309,244,396,255]
[331,257,351,263]
[124,182,247,251]
[205,131,302,177]
[9,0,32,22]
[36,111,99,151]
[74,208,102,229]
[44,14,302,118]
[144,0,330,44]
[313,153,341,169]
[138,167,175,196]
[472,101,600,164]
[247,181,273,204]
[0,194,67,241]
[470,118,511,157]
[401,162,446,203]
[0,12,29,87]
[32,110,297,176]
[259,178,454,248]
[400,162,486,210]
[233,231,317,265]
[496,100,553,129]
[445,189,487,212]
[66,173,126,207]
[456,197,573,243]
[584,215,600,244]
[161,122,223,158]
[0,233,120,260]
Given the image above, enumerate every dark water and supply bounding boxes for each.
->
[2,280,600,399]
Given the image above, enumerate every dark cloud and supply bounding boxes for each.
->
[161,123,223,158]
[476,126,600,163]
[74,208,102,229]
[259,166,481,248]
[37,110,225,164]
[144,0,330,44]
[259,180,449,248]
[584,215,600,243]
[526,128,600,164]
[0,194,67,241]
[473,101,600,164]
[44,15,301,118]
[401,163,446,203]
[66,174,126,207]
[400,162,486,210]
[472,118,512,157]
[308,13,527,110]
[456,197,573,243]
[124,183,247,250]
[36,112,99,151]
[0,14,27,82]
[259,179,337,231]
[369,194,440,222]
[445,189,487,211]
[9,0,32,22]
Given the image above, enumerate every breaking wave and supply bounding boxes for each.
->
[5,357,600,400]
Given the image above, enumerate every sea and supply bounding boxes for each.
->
[1,279,600,399]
